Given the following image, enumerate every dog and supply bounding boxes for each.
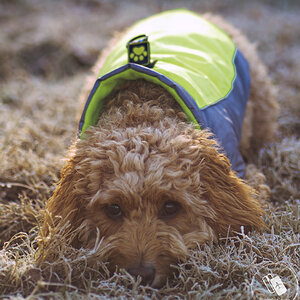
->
[38,9,279,288]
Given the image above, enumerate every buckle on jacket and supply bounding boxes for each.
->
[127,34,152,66]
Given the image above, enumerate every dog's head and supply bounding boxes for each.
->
[40,118,265,287]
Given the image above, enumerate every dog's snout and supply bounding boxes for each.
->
[127,262,155,285]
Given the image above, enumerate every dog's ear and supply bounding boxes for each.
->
[40,138,116,248]
[40,158,83,243]
[171,130,266,237]
[197,144,265,236]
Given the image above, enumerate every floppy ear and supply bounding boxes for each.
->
[40,136,118,249]
[40,158,85,244]
[198,145,265,236]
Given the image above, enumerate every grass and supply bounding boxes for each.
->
[0,0,299,298]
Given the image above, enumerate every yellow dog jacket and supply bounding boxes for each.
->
[79,9,251,177]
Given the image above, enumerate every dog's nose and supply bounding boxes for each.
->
[127,262,155,286]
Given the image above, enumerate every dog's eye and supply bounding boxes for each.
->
[105,204,122,219]
[160,201,180,218]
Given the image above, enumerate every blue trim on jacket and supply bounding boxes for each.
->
[79,49,250,178]
[197,50,251,178]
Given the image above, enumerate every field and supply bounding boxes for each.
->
[0,0,299,299]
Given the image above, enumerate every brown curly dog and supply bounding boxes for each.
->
[38,12,279,288]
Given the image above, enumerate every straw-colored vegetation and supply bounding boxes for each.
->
[0,0,299,298]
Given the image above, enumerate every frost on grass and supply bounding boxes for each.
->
[0,0,299,298]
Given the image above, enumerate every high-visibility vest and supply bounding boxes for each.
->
[79,9,251,177]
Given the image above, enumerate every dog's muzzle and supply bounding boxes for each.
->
[127,261,155,286]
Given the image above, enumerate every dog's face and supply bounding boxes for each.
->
[77,127,217,287]
[41,118,265,288]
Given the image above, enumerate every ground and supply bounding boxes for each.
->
[0,0,299,299]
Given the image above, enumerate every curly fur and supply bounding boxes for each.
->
[38,14,279,288]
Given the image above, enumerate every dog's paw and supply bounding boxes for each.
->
[246,164,271,204]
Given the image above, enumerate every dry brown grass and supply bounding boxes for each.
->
[0,0,299,298]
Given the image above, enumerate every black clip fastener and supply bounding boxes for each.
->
[126,35,156,68]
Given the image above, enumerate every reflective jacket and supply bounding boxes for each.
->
[79,9,251,177]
